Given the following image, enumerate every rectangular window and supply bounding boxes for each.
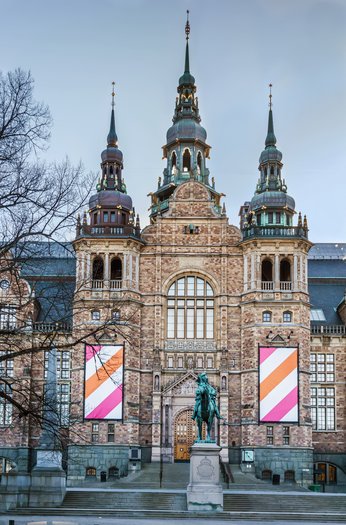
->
[0,352,14,377]
[103,212,109,222]
[92,422,99,442]
[57,383,70,425]
[276,212,281,224]
[108,423,115,442]
[196,278,204,296]
[110,211,116,223]
[310,309,326,321]
[0,383,12,425]
[206,309,214,339]
[196,308,204,339]
[92,310,100,321]
[268,212,273,224]
[176,308,184,338]
[197,357,203,368]
[311,386,335,430]
[44,351,71,381]
[310,353,334,383]
[178,356,183,368]
[283,426,289,445]
[187,277,195,296]
[0,305,17,330]
[207,357,213,368]
[186,308,194,339]
[167,309,175,338]
[168,356,173,368]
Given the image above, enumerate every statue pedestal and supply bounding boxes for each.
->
[29,449,66,507]
[187,442,223,511]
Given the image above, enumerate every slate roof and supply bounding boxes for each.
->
[308,244,346,326]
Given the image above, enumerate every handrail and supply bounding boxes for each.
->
[311,325,346,335]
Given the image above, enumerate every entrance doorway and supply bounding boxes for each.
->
[174,409,197,461]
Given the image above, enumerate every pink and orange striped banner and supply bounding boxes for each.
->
[259,347,298,423]
[84,344,124,420]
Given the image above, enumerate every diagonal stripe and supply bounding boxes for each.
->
[86,345,102,362]
[85,384,123,419]
[259,347,277,365]
[261,386,298,422]
[85,366,123,413]
[260,347,296,381]
[260,350,297,401]
[260,368,297,419]
[85,345,122,380]
[85,349,123,398]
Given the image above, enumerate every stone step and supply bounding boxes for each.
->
[13,507,346,522]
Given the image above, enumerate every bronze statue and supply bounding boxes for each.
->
[192,373,223,442]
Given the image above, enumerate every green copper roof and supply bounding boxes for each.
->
[265,108,276,147]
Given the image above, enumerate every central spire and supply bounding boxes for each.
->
[149,13,222,221]
[107,82,118,147]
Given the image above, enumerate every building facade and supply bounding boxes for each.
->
[0,22,345,490]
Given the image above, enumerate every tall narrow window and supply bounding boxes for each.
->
[111,258,122,281]
[261,259,273,281]
[92,257,104,281]
[183,149,191,172]
[280,259,291,281]
[171,151,177,174]
[166,276,214,339]
[197,152,203,173]
[0,383,12,425]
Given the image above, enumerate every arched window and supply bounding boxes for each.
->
[280,259,291,280]
[111,257,122,281]
[284,470,295,482]
[261,259,273,290]
[262,311,272,323]
[110,166,113,175]
[171,151,177,169]
[92,257,104,281]
[183,149,191,172]
[197,152,203,173]
[85,467,96,478]
[167,276,214,339]
[262,469,272,481]
[108,466,119,479]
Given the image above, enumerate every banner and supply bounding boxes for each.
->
[259,347,298,423]
[84,344,124,420]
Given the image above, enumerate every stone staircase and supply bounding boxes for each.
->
[10,463,346,522]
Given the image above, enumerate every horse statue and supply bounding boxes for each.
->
[192,373,223,442]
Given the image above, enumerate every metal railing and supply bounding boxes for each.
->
[77,224,141,239]
[32,322,72,333]
[311,325,346,335]
[242,226,308,240]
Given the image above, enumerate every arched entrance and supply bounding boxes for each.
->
[174,409,197,462]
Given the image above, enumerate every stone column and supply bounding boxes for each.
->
[250,254,255,290]
[243,254,248,292]
[86,253,91,287]
[274,254,280,290]
[104,252,109,285]
[293,254,298,291]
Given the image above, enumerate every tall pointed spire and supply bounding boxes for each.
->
[107,82,118,147]
[184,10,190,74]
[265,84,277,147]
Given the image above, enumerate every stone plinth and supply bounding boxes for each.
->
[187,442,223,511]
[29,449,66,507]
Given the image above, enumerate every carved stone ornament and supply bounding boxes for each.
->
[197,456,214,479]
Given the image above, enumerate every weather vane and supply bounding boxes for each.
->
[111,81,115,109]
[269,83,273,109]
[185,10,190,40]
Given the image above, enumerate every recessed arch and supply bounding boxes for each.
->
[182,148,191,172]
[110,257,122,281]
[280,258,291,282]
[92,257,104,281]
[261,258,273,282]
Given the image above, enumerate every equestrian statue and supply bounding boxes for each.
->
[192,372,224,442]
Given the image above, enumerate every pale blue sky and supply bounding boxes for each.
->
[1,0,345,241]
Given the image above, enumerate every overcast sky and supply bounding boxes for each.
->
[1,0,345,242]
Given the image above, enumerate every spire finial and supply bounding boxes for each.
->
[107,81,118,147]
[185,10,190,40]
[111,81,115,109]
[265,83,276,148]
[269,83,272,109]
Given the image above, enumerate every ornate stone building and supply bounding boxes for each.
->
[0,21,345,490]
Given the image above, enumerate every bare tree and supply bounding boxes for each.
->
[0,69,138,452]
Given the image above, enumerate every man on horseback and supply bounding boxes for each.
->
[192,373,224,442]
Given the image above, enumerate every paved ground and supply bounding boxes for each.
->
[0,519,341,525]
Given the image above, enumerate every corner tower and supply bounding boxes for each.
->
[71,87,143,473]
[149,12,222,220]
[238,88,313,484]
